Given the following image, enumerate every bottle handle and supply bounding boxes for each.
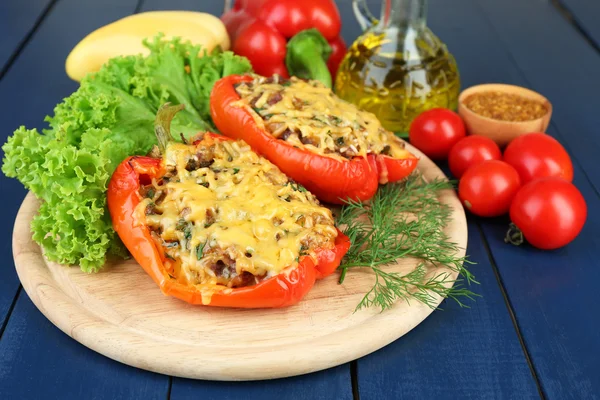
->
[223,0,233,13]
[352,0,378,31]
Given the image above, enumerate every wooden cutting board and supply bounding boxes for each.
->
[12,144,467,381]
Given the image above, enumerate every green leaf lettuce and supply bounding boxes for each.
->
[2,35,252,272]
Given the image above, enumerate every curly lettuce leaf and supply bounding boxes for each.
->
[2,35,252,272]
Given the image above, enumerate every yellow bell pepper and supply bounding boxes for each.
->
[65,11,230,82]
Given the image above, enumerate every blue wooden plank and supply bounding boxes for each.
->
[332,0,540,398]
[478,164,600,400]
[436,0,600,397]
[0,0,53,72]
[140,2,354,398]
[140,0,224,15]
[0,0,170,397]
[0,0,54,341]
[0,178,23,332]
[0,293,168,399]
[357,220,540,399]
[558,0,600,50]
[472,0,600,196]
[171,367,352,400]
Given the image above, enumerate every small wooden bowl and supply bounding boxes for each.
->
[458,84,552,147]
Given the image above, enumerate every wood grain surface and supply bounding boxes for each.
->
[0,0,60,344]
[459,0,600,397]
[558,0,600,50]
[0,1,171,399]
[0,0,53,71]
[12,143,467,381]
[353,1,549,397]
[3,0,598,397]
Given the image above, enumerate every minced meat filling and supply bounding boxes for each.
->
[137,135,338,289]
[233,75,409,161]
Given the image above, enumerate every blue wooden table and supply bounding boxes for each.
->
[1,0,599,398]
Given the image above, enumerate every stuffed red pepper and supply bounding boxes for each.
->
[107,104,350,308]
[210,74,419,204]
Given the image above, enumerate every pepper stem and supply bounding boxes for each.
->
[504,223,525,246]
[154,103,185,154]
[285,29,333,88]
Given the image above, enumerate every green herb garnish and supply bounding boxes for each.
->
[184,225,193,241]
[176,218,187,231]
[233,168,240,174]
[299,244,309,256]
[330,116,343,124]
[287,181,307,192]
[196,242,206,260]
[337,173,478,311]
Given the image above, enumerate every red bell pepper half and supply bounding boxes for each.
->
[107,104,350,308]
[221,0,347,86]
[210,75,420,204]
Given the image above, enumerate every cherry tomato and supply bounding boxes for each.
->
[448,135,502,178]
[508,178,587,250]
[459,160,521,217]
[409,108,466,160]
[503,133,573,184]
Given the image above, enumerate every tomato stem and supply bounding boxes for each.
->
[505,223,524,246]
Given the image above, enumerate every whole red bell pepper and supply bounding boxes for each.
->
[107,104,350,308]
[210,75,420,204]
[221,0,346,86]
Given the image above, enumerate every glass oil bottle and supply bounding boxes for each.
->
[334,0,460,133]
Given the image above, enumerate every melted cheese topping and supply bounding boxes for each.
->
[234,75,409,161]
[138,137,337,299]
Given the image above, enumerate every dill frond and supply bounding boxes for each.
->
[337,173,478,311]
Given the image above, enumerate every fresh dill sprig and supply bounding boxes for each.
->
[337,173,478,311]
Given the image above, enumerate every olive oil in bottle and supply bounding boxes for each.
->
[334,0,460,133]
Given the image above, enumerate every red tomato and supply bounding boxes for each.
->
[448,136,502,178]
[503,133,573,184]
[509,178,587,250]
[409,108,466,160]
[459,160,521,217]
[232,20,289,77]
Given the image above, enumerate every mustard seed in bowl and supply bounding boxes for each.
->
[464,91,547,122]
